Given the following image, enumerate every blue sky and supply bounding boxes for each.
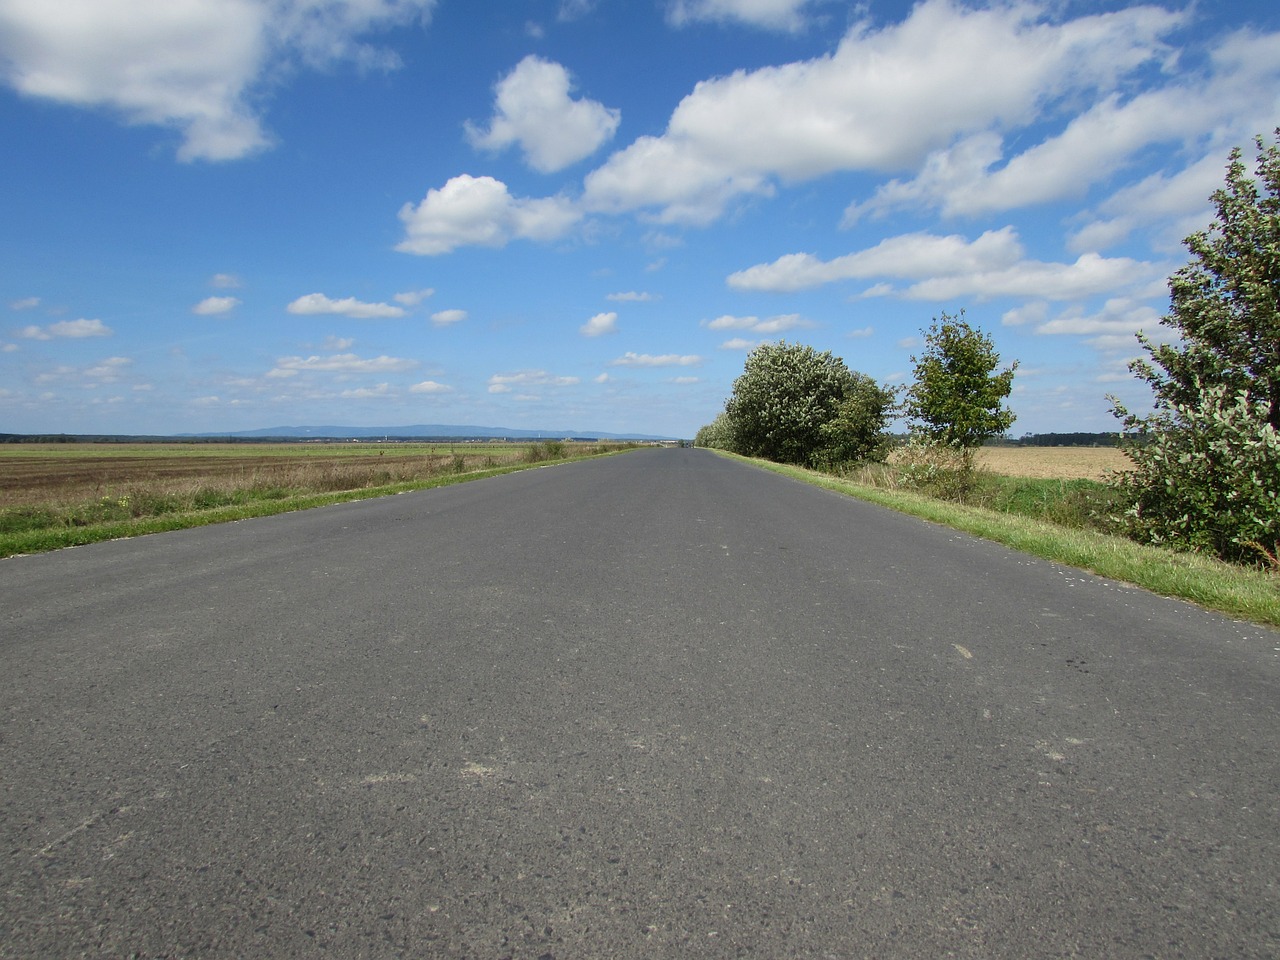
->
[1,0,1277,439]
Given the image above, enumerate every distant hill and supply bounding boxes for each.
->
[182,424,678,441]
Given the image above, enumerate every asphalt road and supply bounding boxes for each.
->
[2,448,1278,959]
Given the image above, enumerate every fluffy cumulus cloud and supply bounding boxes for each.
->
[286,293,407,318]
[410,379,451,393]
[430,309,467,326]
[466,55,620,173]
[703,313,809,334]
[846,26,1280,227]
[1031,297,1167,352]
[728,228,1025,291]
[396,175,580,256]
[726,227,1162,301]
[193,296,240,315]
[584,0,1188,224]
[665,0,817,32]
[20,318,113,339]
[579,311,617,337]
[0,0,437,162]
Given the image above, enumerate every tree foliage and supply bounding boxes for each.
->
[1112,132,1280,564]
[904,311,1018,450]
[698,341,894,468]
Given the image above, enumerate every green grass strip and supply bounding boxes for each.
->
[726,453,1280,629]
[0,451,628,560]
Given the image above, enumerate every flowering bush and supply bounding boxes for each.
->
[1113,386,1279,565]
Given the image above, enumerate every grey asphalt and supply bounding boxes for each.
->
[2,448,1278,959]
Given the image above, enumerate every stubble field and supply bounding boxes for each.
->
[975,445,1131,480]
[0,441,628,555]
[0,443,538,509]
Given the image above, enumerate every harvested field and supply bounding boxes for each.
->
[0,442,612,512]
[976,445,1132,481]
[0,448,496,508]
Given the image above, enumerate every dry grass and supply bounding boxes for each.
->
[975,445,1132,480]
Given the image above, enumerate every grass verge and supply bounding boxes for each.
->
[726,452,1280,629]
[0,447,632,560]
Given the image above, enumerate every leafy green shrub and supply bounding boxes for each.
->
[904,311,1017,450]
[1109,132,1280,565]
[705,341,894,468]
[1113,386,1279,564]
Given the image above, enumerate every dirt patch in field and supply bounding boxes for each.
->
[976,446,1132,481]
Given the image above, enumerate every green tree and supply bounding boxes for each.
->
[904,311,1018,452]
[719,341,893,467]
[813,372,896,468]
[694,411,733,450]
[1110,131,1280,564]
[1124,131,1279,431]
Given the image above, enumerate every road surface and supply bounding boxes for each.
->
[2,448,1278,958]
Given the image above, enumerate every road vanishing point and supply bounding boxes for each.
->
[2,448,1278,958]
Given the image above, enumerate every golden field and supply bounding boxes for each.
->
[975,445,1132,480]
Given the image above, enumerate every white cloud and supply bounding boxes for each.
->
[1002,301,1050,327]
[267,352,418,377]
[466,55,619,173]
[901,252,1160,302]
[557,0,595,22]
[286,292,406,318]
[9,296,40,310]
[396,174,580,255]
[0,0,437,162]
[704,313,809,334]
[1067,150,1228,254]
[34,356,132,384]
[84,356,132,382]
[580,311,617,337]
[210,273,241,288]
[606,291,657,302]
[1033,298,1164,348]
[339,383,393,399]
[430,308,467,326]
[20,318,112,339]
[728,228,1024,292]
[487,370,581,393]
[846,326,874,338]
[410,380,451,394]
[193,295,240,315]
[727,227,1162,302]
[609,352,702,367]
[393,287,434,306]
[666,0,816,32]
[719,337,758,351]
[584,0,1185,224]
[322,335,355,350]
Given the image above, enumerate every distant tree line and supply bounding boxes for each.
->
[1004,433,1121,447]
